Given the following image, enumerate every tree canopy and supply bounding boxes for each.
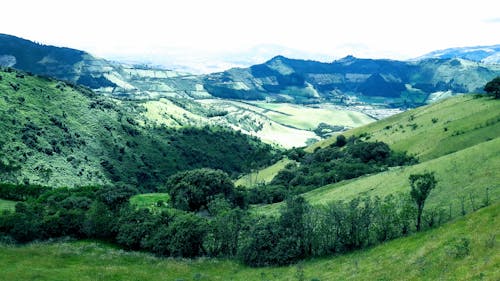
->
[409,172,437,231]
[161,168,239,212]
[484,76,500,99]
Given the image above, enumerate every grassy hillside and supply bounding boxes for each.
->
[235,158,294,187]
[0,203,497,281]
[308,95,500,161]
[252,95,500,216]
[256,137,500,216]
[0,199,16,212]
[0,67,278,188]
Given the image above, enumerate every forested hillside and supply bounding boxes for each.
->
[0,67,279,189]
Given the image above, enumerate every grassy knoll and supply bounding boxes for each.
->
[255,137,500,216]
[0,199,16,212]
[235,158,294,187]
[307,95,500,161]
[129,193,170,210]
[0,203,497,281]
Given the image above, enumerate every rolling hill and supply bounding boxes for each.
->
[251,95,500,216]
[0,77,498,280]
[0,34,380,147]
[0,67,279,188]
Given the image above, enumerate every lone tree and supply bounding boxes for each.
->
[409,172,437,231]
[484,76,500,99]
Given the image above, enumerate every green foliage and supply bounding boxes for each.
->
[334,134,347,147]
[0,203,498,280]
[269,139,415,195]
[409,172,437,231]
[205,202,244,257]
[0,183,51,201]
[0,67,279,188]
[484,76,500,99]
[162,168,240,212]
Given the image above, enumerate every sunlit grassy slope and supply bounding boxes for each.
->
[307,95,500,161]
[255,137,500,216]
[254,95,500,215]
[0,199,16,212]
[235,158,294,187]
[1,203,497,281]
[249,101,375,130]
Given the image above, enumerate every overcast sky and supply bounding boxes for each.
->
[2,0,500,67]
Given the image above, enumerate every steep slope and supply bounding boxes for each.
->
[253,95,500,215]
[204,55,500,106]
[0,203,497,280]
[309,95,500,161]
[0,34,205,100]
[0,67,278,188]
[0,34,377,147]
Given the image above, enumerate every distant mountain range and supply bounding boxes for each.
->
[417,45,500,64]
[1,33,499,108]
[205,55,500,106]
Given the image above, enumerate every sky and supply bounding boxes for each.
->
[1,0,500,72]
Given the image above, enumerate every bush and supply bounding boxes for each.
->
[161,169,238,212]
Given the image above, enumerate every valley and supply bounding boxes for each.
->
[0,33,499,281]
[2,34,500,148]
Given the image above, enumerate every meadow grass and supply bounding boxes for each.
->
[307,95,500,161]
[0,199,16,212]
[129,193,170,210]
[254,137,500,217]
[0,203,497,281]
[235,158,294,187]
[250,102,374,130]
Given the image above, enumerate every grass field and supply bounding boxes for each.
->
[0,199,16,212]
[308,95,500,161]
[235,158,294,187]
[249,102,375,130]
[197,99,375,148]
[129,193,170,210]
[0,203,497,281]
[254,95,500,216]
[254,133,500,217]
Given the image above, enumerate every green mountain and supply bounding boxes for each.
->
[3,34,500,148]
[205,55,500,106]
[0,34,378,147]
[0,67,279,188]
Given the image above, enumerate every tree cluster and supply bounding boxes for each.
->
[265,137,416,196]
[484,76,500,99]
[0,170,447,267]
